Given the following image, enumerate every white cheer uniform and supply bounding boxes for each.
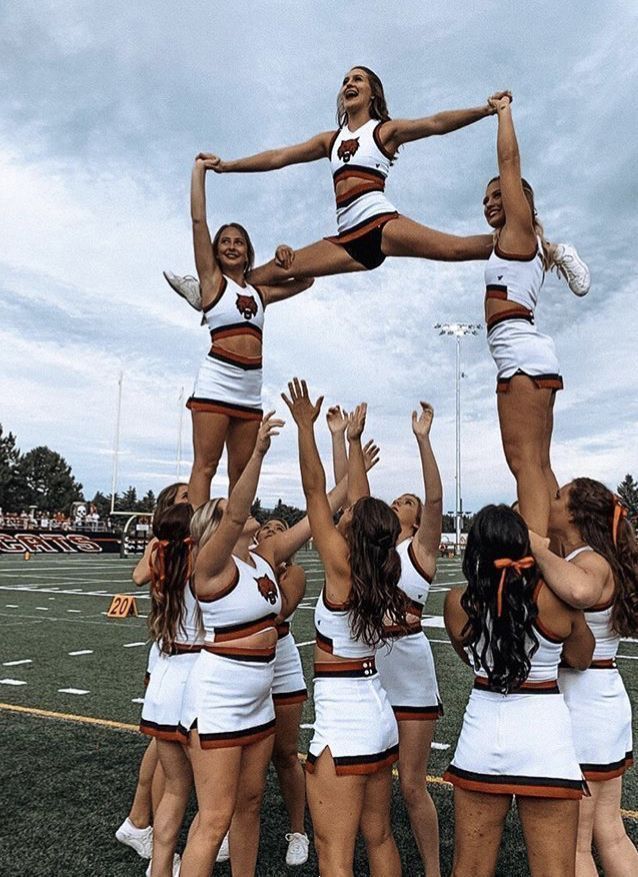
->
[272,613,308,706]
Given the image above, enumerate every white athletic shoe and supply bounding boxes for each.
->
[553,243,591,297]
[285,832,310,866]
[216,833,230,863]
[145,853,181,876]
[115,817,153,858]
[163,271,203,311]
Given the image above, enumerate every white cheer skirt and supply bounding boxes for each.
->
[376,631,442,720]
[272,632,308,706]
[140,649,200,742]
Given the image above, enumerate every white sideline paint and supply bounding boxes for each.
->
[131,697,145,704]
[67,609,82,613]
[5,604,19,608]
[431,742,450,750]
[58,688,90,695]
[296,640,315,648]
[68,650,93,656]
[3,659,32,666]
[123,642,146,648]
[35,607,49,611]
[0,679,27,686]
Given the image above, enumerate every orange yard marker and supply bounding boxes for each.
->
[106,594,138,618]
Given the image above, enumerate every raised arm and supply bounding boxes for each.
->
[196,131,334,174]
[491,97,536,252]
[281,379,350,588]
[411,403,443,577]
[326,405,349,485]
[195,414,283,585]
[380,91,510,153]
[529,532,609,609]
[191,159,223,301]
[346,404,370,507]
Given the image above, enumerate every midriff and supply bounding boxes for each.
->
[213,334,262,363]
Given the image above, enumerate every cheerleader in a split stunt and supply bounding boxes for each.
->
[444,505,594,877]
[184,157,313,508]
[530,479,638,876]
[283,379,408,877]
[482,94,588,537]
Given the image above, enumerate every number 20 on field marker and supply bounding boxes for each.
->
[107,595,138,618]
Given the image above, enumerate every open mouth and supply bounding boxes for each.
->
[344,88,358,98]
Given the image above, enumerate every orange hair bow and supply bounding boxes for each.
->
[612,497,628,548]
[150,539,170,590]
[493,556,535,617]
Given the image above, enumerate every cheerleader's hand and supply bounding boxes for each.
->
[275,245,295,269]
[487,91,512,113]
[326,405,349,435]
[195,153,227,173]
[346,403,367,442]
[363,439,380,472]
[412,402,434,440]
[281,378,324,428]
[528,529,550,553]
[254,411,285,455]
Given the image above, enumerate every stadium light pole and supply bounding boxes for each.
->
[110,371,123,516]
[433,323,481,555]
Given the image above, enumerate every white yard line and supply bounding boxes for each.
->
[0,679,27,686]
[68,650,94,656]
[58,688,89,695]
[3,659,32,666]
[123,642,147,648]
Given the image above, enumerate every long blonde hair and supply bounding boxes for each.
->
[191,498,225,549]
[488,176,556,272]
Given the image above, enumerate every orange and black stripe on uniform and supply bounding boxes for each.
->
[184,717,277,750]
[306,743,400,776]
[443,763,588,799]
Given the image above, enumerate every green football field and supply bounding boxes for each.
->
[1,551,636,876]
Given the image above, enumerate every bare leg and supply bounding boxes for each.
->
[249,239,369,284]
[359,766,401,877]
[151,761,166,819]
[517,795,579,877]
[542,393,559,497]
[188,411,229,509]
[451,787,511,877]
[497,378,555,536]
[228,734,276,877]
[179,730,242,877]
[150,741,193,877]
[129,739,159,828]
[225,418,261,494]
[305,748,367,877]
[574,783,600,877]
[381,216,493,261]
[591,776,638,876]
[396,721,441,876]
[272,701,306,834]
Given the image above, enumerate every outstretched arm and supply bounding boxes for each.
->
[326,405,349,485]
[346,404,370,507]
[195,414,283,585]
[491,97,536,252]
[411,403,443,578]
[196,131,334,174]
[381,91,510,153]
[260,276,315,306]
[191,160,223,301]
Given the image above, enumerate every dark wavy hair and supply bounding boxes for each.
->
[212,223,255,276]
[347,496,408,647]
[337,66,391,128]
[152,482,188,537]
[567,478,638,637]
[148,503,198,655]
[461,504,541,693]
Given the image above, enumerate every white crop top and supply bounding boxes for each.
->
[314,588,374,660]
[566,545,619,662]
[202,275,265,370]
[484,237,545,332]
[198,551,281,641]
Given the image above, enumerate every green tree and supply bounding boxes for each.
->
[617,474,638,519]
[91,491,111,519]
[271,499,305,528]
[117,486,138,511]
[13,447,83,512]
[137,490,157,512]
[251,497,267,523]
[0,425,21,510]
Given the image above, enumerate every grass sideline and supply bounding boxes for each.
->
[1,552,637,875]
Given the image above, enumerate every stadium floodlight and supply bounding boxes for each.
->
[433,323,482,555]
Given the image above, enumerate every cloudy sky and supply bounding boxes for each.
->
[1,0,637,512]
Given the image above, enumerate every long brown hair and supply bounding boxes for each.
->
[148,503,195,655]
[211,223,255,276]
[153,482,187,537]
[337,66,391,128]
[568,478,638,637]
[347,496,409,646]
[487,176,555,271]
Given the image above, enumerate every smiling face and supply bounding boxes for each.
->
[215,225,249,273]
[483,179,505,229]
[339,68,373,120]
[391,493,420,533]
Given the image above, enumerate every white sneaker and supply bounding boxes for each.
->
[285,832,310,866]
[216,832,230,862]
[145,853,181,876]
[115,817,153,858]
[163,271,203,311]
[553,243,590,296]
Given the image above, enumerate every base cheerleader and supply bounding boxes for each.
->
[444,504,593,877]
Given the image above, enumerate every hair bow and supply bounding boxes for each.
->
[493,556,535,617]
[150,539,170,590]
[612,496,628,548]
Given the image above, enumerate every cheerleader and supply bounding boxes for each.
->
[183,157,313,508]
[530,478,638,876]
[168,68,587,297]
[282,378,409,877]
[444,504,593,877]
[482,94,589,536]
[116,481,189,860]
[377,402,443,876]
[138,502,199,877]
